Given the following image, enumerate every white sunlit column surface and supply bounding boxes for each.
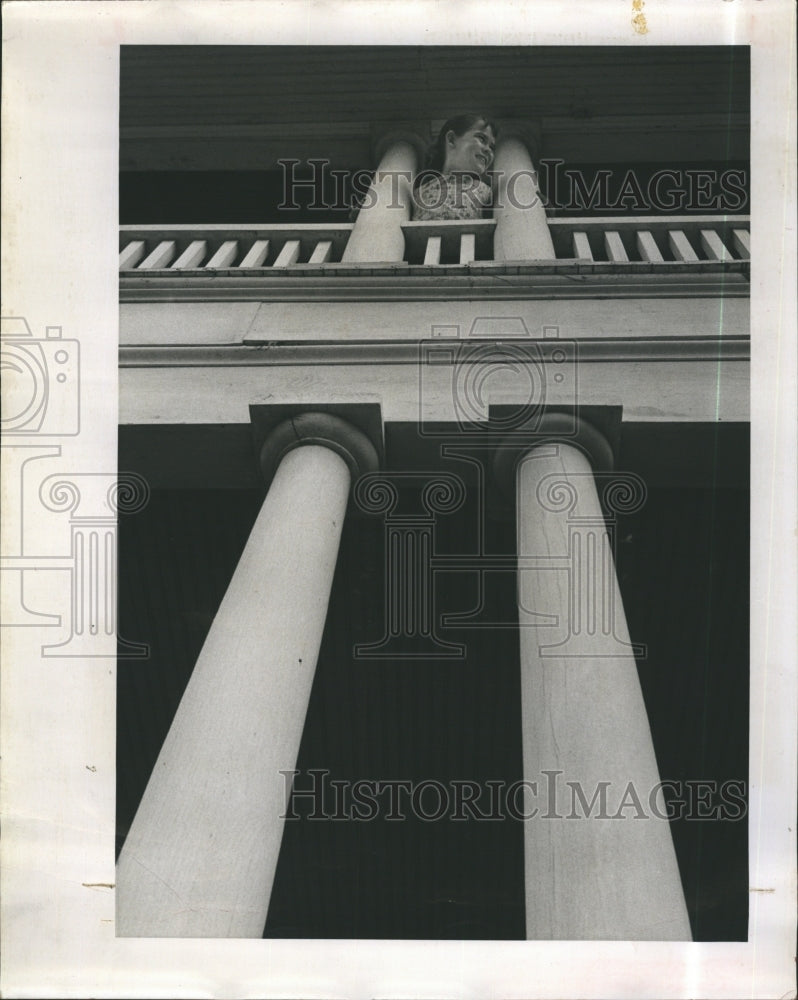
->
[492,123,556,261]
[116,413,378,938]
[342,127,427,263]
[494,415,691,940]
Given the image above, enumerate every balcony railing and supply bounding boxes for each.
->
[119,223,354,272]
[548,216,749,264]
[119,216,749,275]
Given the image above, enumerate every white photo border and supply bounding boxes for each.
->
[1,2,796,997]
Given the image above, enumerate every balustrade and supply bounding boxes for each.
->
[120,216,749,275]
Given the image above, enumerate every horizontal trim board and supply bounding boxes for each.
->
[120,114,751,141]
[121,223,355,240]
[120,296,748,347]
[121,296,749,347]
[120,269,750,304]
[119,337,750,368]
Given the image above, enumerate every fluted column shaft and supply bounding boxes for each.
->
[342,131,424,263]
[514,438,691,940]
[493,129,556,260]
[117,441,353,937]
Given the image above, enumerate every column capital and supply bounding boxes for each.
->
[371,122,431,166]
[495,120,543,163]
[492,412,615,500]
[259,411,380,488]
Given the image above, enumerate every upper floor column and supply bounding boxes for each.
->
[493,122,556,260]
[342,124,429,263]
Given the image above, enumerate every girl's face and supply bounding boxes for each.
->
[443,122,496,177]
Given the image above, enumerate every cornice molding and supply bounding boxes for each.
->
[120,263,750,304]
[119,337,750,369]
[121,114,750,143]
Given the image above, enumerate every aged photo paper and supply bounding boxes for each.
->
[2,1,796,997]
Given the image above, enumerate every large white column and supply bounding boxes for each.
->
[116,413,378,938]
[493,124,556,260]
[342,128,427,263]
[496,417,691,940]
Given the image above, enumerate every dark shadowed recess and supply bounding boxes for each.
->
[119,161,750,225]
[120,44,749,224]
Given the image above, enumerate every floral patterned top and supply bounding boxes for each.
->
[412,172,493,221]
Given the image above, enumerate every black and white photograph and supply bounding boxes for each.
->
[116,43,751,943]
[2,4,796,998]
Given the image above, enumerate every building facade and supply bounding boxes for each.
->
[115,46,750,941]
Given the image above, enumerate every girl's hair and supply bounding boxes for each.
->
[425,113,498,173]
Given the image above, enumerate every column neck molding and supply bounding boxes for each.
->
[259,411,380,489]
[492,412,615,500]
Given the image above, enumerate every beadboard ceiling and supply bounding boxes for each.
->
[120,45,750,170]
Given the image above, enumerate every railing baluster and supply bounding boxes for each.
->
[636,231,664,263]
[424,236,442,266]
[206,241,238,268]
[119,241,146,271]
[172,240,207,269]
[401,219,496,265]
[604,232,628,263]
[668,230,699,262]
[732,229,750,260]
[139,241,176,270]
[238,240,270,268]
[308,240,333,264]
[272,240,301,267]
[572,232,593,260]
[700,229,731,261]
[459,233,476,265]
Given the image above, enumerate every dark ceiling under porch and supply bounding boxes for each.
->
[119,44,750,222]
[120,45,750,170]
[117,420,749,941]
